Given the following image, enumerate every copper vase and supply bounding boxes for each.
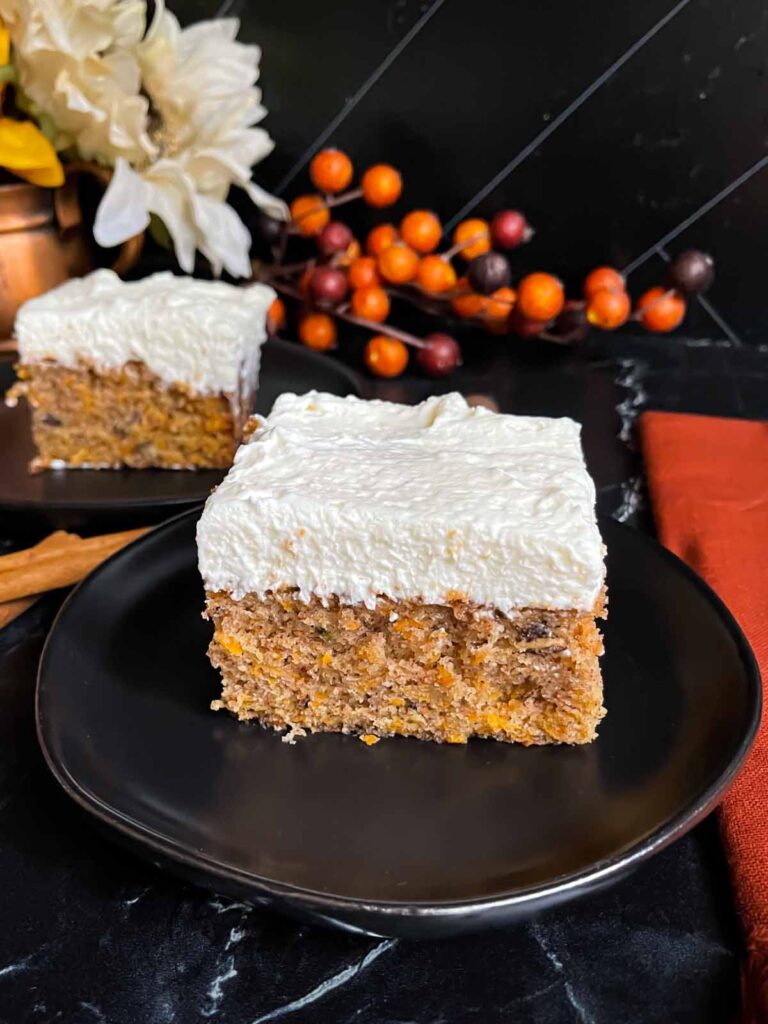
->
[0,162,144,339]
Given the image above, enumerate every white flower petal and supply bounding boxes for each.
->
[143,162,198,274]
[192,193,252,279]
[240,179,288,222]
[93,158,150,248]
[184,138,284,221]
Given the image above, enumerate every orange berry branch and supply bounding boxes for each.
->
[252,148,716,379]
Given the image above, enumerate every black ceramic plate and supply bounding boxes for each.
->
[37,512,760,938]
[0,340,362,516]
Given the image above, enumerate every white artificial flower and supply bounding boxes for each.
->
[94,5,285,278]
[0,0,153,163]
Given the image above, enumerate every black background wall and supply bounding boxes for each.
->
[173,0,768,345]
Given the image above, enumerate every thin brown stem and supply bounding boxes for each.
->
[339,311,427,349]
[275,221,290,266]
[268,259,315,279]
[271,281,305,303]
[538,331,576,346]
[271,278,426,348]
[441,233,487,261]
[630,287,677,321]
[326,187,364,208]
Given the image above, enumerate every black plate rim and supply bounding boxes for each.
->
[36,510,762,920]
[0,341,367,512]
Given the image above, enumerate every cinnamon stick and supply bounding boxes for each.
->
[0,532,81,625]
[0,527,149,603]
[0,596,36,628]
[0,530,80,573]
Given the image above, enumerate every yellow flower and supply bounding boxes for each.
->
[0,117,64,186]
[0,21,63,187]
[0,23,10,103]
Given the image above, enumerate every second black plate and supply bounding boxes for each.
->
[36,512,760,938]
[0,339,362,520]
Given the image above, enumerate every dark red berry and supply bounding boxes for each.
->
[417,333,462,377]
[490,209,531,250]
[467,251,510,295]
[310,266,348,306]
[551,300,590,342]
[257,211,285,244]
[317,221,354,257]
[509,309,547,338]
[667,249,714,295]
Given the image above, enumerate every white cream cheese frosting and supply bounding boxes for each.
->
[14,269,274,403]
[197,391,605,613]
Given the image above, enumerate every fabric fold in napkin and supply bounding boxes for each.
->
[640,410,768,1024]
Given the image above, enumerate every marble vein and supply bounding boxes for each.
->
[225,926,247,950]
[623,150,768,276]
[531,922,595,1024]
[274,0,447,195]
[614,357,648,444]
[79,1002,107,1022]
[250,940,398,1024]
[207,898,253,914]
[605,355,650,522]
[0,954,33,980]
[0,947,46,980]
[612,477,645,523]
[122,884,152,907]
[201,906,252,1018]
[445,0,692,230]
[202,956,238,1018]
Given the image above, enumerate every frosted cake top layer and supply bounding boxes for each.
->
[15,269,274,398]
[197,391,605,613]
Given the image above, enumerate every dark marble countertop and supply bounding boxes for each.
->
[1,332,763,1024]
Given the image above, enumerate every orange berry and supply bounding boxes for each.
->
[517,272,565,321]
[267,297,286,334]
[484,286,517,321]
[364,335,409,378]
[637,287,686,333]
[366,223,398,257]
[400,210,442,254]
[351,285,390,323]
[451,277,487,318]
[453,218,491,261]
[309,148,353,193]
[416,254,457,294]
[298,313,336,351]
[348,256,380,290]
[361,164,402,208]
[586,288,631,330]
[337,238,361,268]
[378,243,419,284]
[584,266,625,299]
[290,194,330,237]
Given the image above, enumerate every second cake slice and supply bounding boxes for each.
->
[9,270,274,471]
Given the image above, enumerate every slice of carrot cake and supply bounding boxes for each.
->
[7,269,274,471]
[197,391,606,745]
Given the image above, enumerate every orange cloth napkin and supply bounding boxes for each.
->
[640,410,768,1023]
